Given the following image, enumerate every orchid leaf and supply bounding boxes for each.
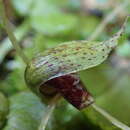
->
[3,91,46,130]
[3,92,99,130]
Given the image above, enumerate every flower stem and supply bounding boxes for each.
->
[92,103,130,130]
[39,94,61,130]
[0,0,29,64]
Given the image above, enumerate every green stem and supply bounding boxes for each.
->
[39,94,61,130]
[0,0,29,64]
[92,103,130,130]
[39,104,55,130]
[0,20,30,64]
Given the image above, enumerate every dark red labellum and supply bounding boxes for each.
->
[45,74,94,110]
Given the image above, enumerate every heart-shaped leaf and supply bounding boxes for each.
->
[3,91,46,130]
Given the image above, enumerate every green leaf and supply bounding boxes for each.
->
[28,0,78,36]
[30,12,78,36]
[116,41,130,58]
[79,16,100,39]
[0,92,9,129]
[2,92,99,130]
[0,66,27,96]
[12,0,34,15]
[3,91,46,130]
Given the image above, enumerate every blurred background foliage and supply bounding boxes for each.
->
[0,0,130,130]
